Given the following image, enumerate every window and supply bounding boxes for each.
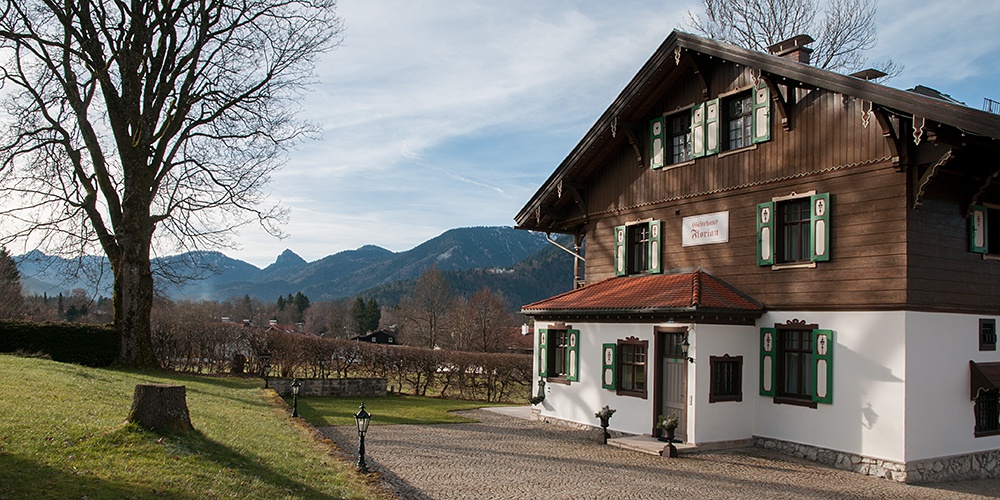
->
[757,192,830,266]
[709,355,743,403]
[724,92,753,150]
[759,324,833,406]
[614,220,662,276]
[777,197,811,264]
[688,84,770,159]
[777,328,813,402]
[600,338,648,398]
[975,390,1000,437]
[669,113,692,164]
[538,328,579,382]
[982,319,997,352]
[970,205,1000,255]
[617,337,647,398]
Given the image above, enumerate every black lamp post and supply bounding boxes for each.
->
[260,353,272,388]
[290,378,301,418]
[354,403,371,473]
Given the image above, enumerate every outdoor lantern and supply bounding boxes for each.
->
[260,353,272,388]
[290,378,301,418]
[355,403,371,473]
[680,337,694,363]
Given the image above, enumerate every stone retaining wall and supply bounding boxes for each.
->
[755,436,1000,483]
[270,377,386,398]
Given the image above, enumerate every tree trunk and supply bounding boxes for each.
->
[112,198,158,368]
[126,384,193,432]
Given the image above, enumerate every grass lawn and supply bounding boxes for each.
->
[291,395,513,427]
[0,354,387,499]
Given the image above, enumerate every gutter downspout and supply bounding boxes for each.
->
[546,233,586,289]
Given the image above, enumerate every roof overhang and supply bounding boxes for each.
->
[514,30,1000,233]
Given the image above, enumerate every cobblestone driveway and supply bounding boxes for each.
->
[320,409,1000,499]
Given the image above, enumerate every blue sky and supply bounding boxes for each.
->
[230,0,1000,267]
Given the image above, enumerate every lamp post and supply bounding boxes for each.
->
[260,353,272,388]
[291,378,301,418]
[354,403,371,473]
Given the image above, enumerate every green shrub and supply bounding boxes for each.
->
[0,320,118,366]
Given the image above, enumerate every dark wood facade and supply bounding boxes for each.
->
[516,31,1000,315]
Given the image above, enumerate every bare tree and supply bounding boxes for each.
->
[397,267,454,349]
[686,0,900,75]
[0,0,343,366]
[453,287,514,353]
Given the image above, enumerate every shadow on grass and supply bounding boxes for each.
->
[0,453,187,499]
[151,426,334,498]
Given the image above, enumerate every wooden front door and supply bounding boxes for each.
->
[659,331,688,442]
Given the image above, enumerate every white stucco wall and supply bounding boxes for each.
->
[533,310,1000,464]
[534,322,658,436]
[687,323,758,444]
[755,311,908,463]
[904,311,1000,462]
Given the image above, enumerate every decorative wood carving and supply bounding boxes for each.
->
[913,149,953,209]
[873,107,904,170]
[622,123,643,166]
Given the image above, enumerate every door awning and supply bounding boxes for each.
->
[970,360,1000,400]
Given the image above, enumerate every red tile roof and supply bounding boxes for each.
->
[522,270,763,317]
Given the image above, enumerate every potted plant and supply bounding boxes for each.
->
[594,405,616,444]
[656,412,679,442]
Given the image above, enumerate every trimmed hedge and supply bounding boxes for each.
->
[0,320,118,366]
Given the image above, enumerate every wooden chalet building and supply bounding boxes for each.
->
[515,30,1000,483]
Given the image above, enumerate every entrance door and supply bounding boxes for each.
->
[660,331,688,442]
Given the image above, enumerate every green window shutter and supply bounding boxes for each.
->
[970,205,988,254]
[756,202,775,266]
[538,328,548,378]
[601,343,617,389]
[752,83,771,143]
[691,103,706,158]
[566,329,580,382]
[648,220,662,274]
[705,98,721,155]
[759,328,776,397]
[810,193,831,262]
[614,225,627,276]
[650,117,665,169]
[812,329,834,404]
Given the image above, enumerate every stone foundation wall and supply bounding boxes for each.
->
[755,436,1000,483]
[270,377,386,398]
[531,408,631,439]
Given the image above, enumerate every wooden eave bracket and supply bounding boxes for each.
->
[913,148,953,209]
[621,123,643,166]
[683,52,711,100]
[874,107,906,170]
[562,181,589,220]
[968,166,1000,216]
[761,74,792,131]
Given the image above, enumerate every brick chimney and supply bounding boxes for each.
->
[767,35,814,64]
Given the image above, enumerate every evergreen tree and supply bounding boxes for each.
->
[0,247,24,319]
[276,295,286,311]
[351,296,367,335]
[366,298,381,332]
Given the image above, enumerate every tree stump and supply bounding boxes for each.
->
[126,384,194,432]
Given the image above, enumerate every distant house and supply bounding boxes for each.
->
[516,30,1000,483]
[266,320,312,336]
[352,329,397,345]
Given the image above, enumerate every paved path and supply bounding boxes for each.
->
[320,409,1000,499]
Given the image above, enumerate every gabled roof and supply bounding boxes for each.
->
[515,30,1000,231]
[522,270,763,323]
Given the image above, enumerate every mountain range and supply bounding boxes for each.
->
[14,226,577,309]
